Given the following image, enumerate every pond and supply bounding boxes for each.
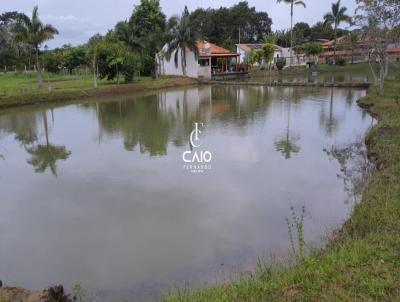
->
[0,85,373,301]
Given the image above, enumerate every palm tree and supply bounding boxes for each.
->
[167,6,199,76]
[277,0,306,67]
[13,6,58,86]
[323,0,351,63]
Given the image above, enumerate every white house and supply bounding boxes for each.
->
[236,43,309,66]
[156,41,242,80]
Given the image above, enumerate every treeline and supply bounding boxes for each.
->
[0,1,273,78]
[0,0,353,81]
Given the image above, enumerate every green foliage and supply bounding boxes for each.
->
[122,51,141,82]
[190,2,272,45]
[262,43,275,64]
[63,46,87,73]
[167,6,199,76]
[336,57,346,66]
[293,42,322,57]
[13,6,58,52]
[42,51,62,73]
[96,37,141,82]
[248,49,263,66]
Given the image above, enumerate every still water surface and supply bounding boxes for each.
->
[0,85,372,300]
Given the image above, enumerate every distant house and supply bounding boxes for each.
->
[319,36,400,64]
[156,41,244,80]
[236,43,311,66]
[236,44,283,64]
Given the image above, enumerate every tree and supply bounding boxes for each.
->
[96,36,140,83]
[87,34,103,88]
[293,22,311,44]
[189,2,272,46]
[302,42,323,63]
[128,0,166,76]
[277,0,306,67]
[167,7,199,76]
[355,0,400,95]
[323,0,351,63]
[13,6,58,86]
[63,46,87,74]
[262,43,275,69]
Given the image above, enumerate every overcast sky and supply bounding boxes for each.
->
[2,0,357,48]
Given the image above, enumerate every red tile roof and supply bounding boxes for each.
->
[196,41,239,57]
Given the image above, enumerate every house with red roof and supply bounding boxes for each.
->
[156,41,245,80]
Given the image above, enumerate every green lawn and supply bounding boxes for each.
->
[0,72,197,108]
[163,81,400,301]
[0,72,142,96]
[249,62,400,81]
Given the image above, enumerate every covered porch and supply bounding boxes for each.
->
[209,53,249,80]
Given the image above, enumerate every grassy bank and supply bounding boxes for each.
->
[249,62,400,80]
[0,73,198,108]
[163,80,400,301]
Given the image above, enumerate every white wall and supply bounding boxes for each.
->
[156,44,199,78]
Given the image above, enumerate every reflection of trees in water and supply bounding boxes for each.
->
[0,108,71,176]
[274,89,301,159]
[93,86,275,156]
[324,140,374,203]
[95,95,174,156]
[25,111,71,177]
[320,88,338,137]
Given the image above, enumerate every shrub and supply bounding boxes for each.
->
[276,57,286,70]
[336,57,346,66]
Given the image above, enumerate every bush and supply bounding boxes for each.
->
[276,57,286,70]
[122,52,141,82]
[336,57,346,66]
[43,52,62,73]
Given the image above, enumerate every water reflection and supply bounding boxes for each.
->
[0,85,372,301]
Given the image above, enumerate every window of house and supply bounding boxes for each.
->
[198,59,210,66]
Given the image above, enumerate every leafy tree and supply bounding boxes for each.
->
[87,33,104,88]
[43,50,63,73]
[96,36,140,83]
[167,7,199,76]
[114,20,144,59]
[293,22,311,44]
[63,46,87,74]
[323,0,351,63]
[302,42,323,63]
[128,0,166,76]
[248,49,263,66]
[262,43,275,68]
[190,2,272,46]
[277,0,306,67]
[355,0,400,95]
[13,6,58,86]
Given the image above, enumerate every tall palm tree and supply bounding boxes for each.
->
[277,0,306,67]
[13,6,58,86]
[167,6,199,76]
[323,0,351,63]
